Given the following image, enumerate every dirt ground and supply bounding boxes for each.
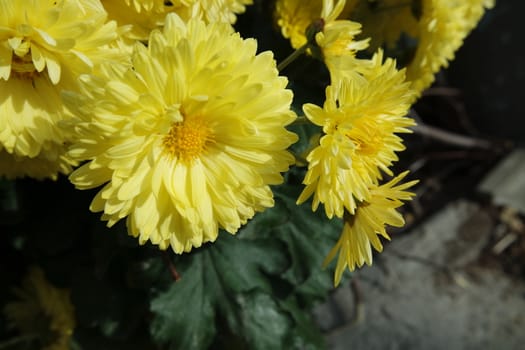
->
[314,150,525,350]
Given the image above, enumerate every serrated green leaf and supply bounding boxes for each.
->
[150,253,217,350]
[149,234,288,350]
[207,235,287,294]
[236,291,293,350]
[242,181,342,305]
[280,296,326,350]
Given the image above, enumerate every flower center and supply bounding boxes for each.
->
[348,127,383,156]
[163,115,213,163]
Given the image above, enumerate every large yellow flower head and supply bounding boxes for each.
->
[65,14,298,253]
[324,171,417,286]
[297,51,414,219]
[0,0,122,179]
[4,267,75,350]
[102,0,253,42]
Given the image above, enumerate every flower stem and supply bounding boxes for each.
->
[162,251,181,282]
[277,44,309,72]
[291,116,309,126]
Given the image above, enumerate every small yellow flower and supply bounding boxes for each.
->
[4,267,75,350]
[274,0,323,49]
[274,0,368,55]
[297,51,414,218]
[274,0,369,85]
[324,171,418,286]
[0,0,123,179]
[65,14,298,253]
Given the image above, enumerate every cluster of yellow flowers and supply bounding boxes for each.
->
[0,0,493,285]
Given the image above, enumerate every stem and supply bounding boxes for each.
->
[162,251,181,282]
[291,116,309,126]
[277,44,308,72]
[413,123,492,149]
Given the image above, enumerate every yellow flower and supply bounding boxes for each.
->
[0,0,123,179]
[324,171,418,286]
[274,0,368,55]
[102,0,253,42]
[313,0,370,83]
[4,267,75,350]
[344,0,421,52]
[190,0,253,24]
[0,148,74,180]
[297,51,414,218]
[406,0,494,96]
[316,0,369,57]
[65,14,298,253]
[275,0,493,97]
[274,0,369,85]
[339,0,494,96]
[274,0,322,49]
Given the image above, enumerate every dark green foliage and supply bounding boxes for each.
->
[149,182,342,349]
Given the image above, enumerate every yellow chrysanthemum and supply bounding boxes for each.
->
[0,148,74,180]
[275,0,493,97]
[324,171,417,286]
[0,0,123,179]
[274,0,368,56]
[4,267,75,350]
[102,0,253,42]
[297,51,415,218]
[274,0,323,49]
[406,0,494,95]
[344,0,421,52]
[64,14,297,253]
[313,0,370,82]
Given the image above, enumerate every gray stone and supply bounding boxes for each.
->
[478,148,525,213]
[315,200,525,350]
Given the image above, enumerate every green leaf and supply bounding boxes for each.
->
[243,180,343,305]
[150,176,342,349]
[236,291,293,350]
[150,253,217,350]
[149,234,288,350]
[280,296,326,350]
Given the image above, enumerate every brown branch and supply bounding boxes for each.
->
[412,123,493,149]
